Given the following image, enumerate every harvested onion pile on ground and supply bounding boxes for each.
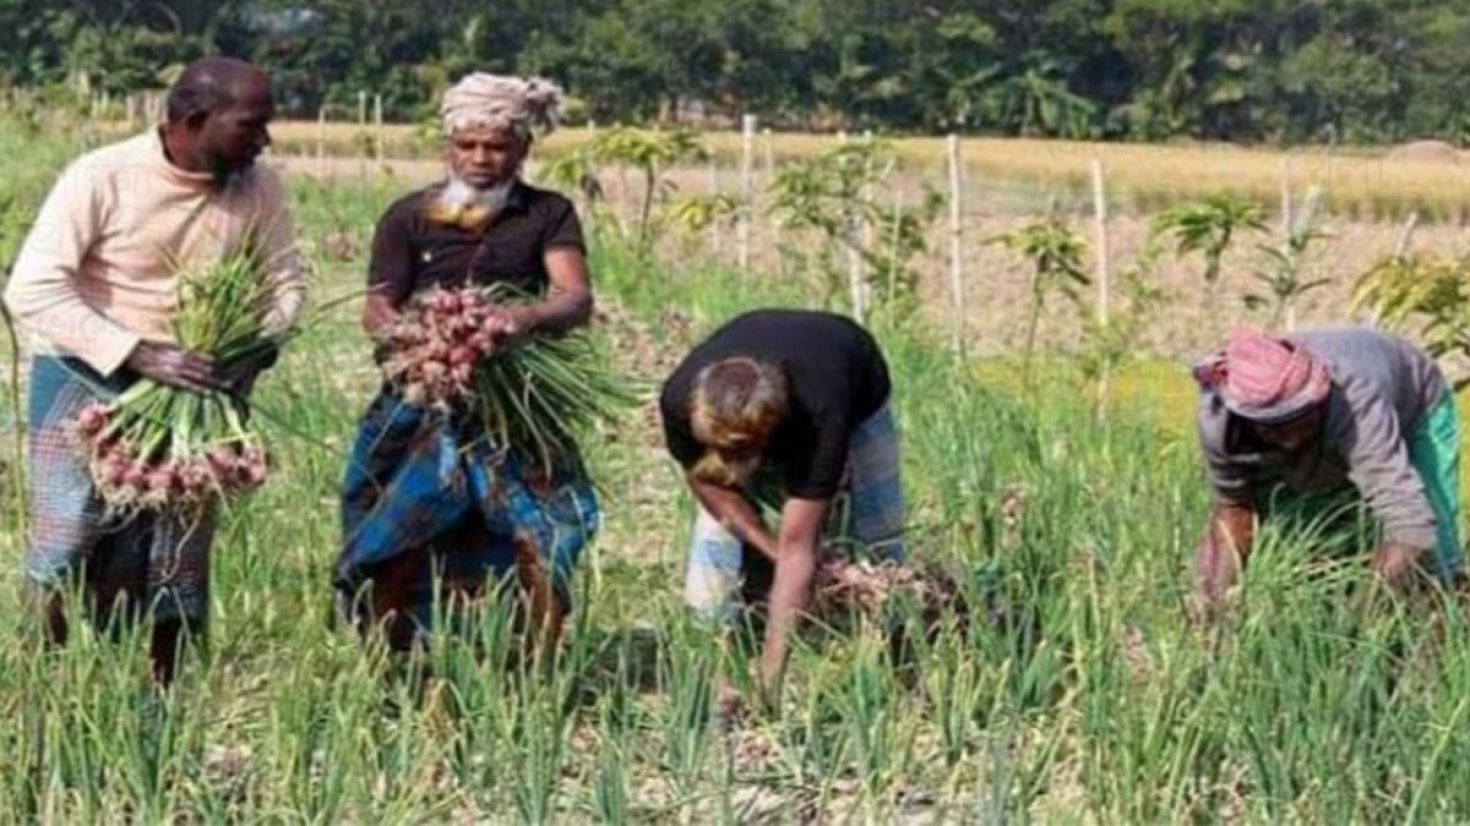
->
[813,557,958,621]
[75,248,279,513]
[379,284,634,469]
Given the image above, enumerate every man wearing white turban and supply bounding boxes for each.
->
[338,73,597,656]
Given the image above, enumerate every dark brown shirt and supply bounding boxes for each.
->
[367,180,585,304]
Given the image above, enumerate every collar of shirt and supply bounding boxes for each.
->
[149,127,221,190]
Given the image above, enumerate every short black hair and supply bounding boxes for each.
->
[166,56,266,122]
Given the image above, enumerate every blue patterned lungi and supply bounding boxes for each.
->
[684,402,906,624]
[24,356,217,626]
[336,389,599,646]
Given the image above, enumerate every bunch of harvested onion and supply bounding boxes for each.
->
[76,390,267,510]
[379,284,634,469]
[377,286,504,411]
[74,246,282,513]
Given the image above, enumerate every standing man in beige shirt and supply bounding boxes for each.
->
[3,56,305,684]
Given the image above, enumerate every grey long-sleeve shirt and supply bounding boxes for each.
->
[1197,327,1449,550]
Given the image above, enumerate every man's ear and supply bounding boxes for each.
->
[182,109,210,132]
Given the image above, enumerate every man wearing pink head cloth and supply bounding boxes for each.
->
[1193,327,1462,610]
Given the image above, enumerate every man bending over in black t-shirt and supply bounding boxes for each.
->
[659,309,906,702]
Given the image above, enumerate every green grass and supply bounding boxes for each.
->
[2,143,1470,821]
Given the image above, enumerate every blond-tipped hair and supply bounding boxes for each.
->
[688,357,789,486]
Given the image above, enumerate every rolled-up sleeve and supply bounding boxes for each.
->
[1341,392,1438,550]
[3,159,139,376]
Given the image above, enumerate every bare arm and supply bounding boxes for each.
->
[511,248,593,336]
[688,476,778,561]
[362,289,400,338]
[761,496,829,696]
[1196,503,1256,611]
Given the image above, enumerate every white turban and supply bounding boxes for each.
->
[440,73,564,137]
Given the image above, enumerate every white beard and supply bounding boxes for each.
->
[439,175,512,214]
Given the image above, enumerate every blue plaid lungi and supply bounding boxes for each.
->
[684,402,906,624]
[336,389,599,645]
[25,356,216,626]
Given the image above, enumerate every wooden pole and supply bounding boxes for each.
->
[887,188,903,306]
[1091,158,1110,326]
[578,119,597,235]
[316,106,327,177]
[707,161,722,260]
[763,127,779,274]
[1394,211,1420,260]
[1280,157,1294,236]
[373,94,384,162]
[859,133,878,313]
[357,91,368,180]
[847,132,865,321]
[947,134,966,352]
[738,114,756,271]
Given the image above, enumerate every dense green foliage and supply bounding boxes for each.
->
[8,0,1470,143]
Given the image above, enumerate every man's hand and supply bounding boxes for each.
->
[362,293,401,338]
[216,341,280,399]
[688,478,779,562]
[485,303,538,347]
[126,341,217,393]
[1195,504,1255,620]
[1371,542,1426,590]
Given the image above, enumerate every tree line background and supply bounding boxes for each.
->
[5,0,1470,145]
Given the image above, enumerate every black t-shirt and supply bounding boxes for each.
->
[367,180,585,304]
[659,309,892,499]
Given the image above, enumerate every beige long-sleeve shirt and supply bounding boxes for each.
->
[3,129,306,376]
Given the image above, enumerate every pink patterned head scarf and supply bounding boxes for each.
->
[1193,331,1331,423]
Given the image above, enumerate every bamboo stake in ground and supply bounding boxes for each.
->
[316,106,326,177]
[946,134,965,352]
[357,91,368,181]
[887,188,903,305]
[583,120,599,237]
[1092,157,1114,416]
[373,94,384,164]
[859,132,877,315]
[841,130,864,321]
[707,161,722,261]
[1280,156,1294,237]
[738,114,756,271]
[763,127,780,275]
[1394,211,1420,260]
[1091,158,1110,326]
